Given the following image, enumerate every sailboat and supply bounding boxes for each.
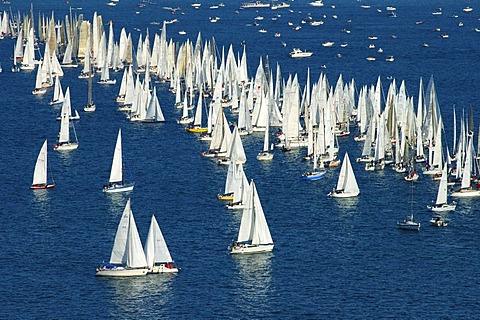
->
[397,182,420,231]
[141,86,165,123]
[103,129,134,193]
[230,180,274,254]
[144,215,179,274]
[55,87,80,120]
[451,135,480,197]
[257,120,274,161]
[49,75,64,106]
[96,199,149,277]
[83,64,96,112]
[98,59,116,85]
[31,139,55,189]
[427,164,456,212]
[302,131,326,180]
[53,93,79,151]
[186,88,208,133]
[328,152,359,197]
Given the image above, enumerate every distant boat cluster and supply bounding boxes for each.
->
[0,0,476,278]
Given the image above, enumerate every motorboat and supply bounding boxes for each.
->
[429,215,449,227]
[289,48,313,58]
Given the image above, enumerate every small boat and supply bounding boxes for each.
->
[429,215,449,227]
[103,129,134,193]
[366,56,376,61]
[289,48,313,58]
[96,199,148,277]
[271,2,290,10]
[397,214,420,231]
[229,180,274,254]
[440,33,449,39]
[144,215,179,274]
[463,6,473,13]
[241,1,270,8]
[404,171,419,181]
[309,0,324,7]
[178,30,186,35]
[322,41,334,47]
[31,139,55,190]
[257,122,273,161]
[385,55,394,62]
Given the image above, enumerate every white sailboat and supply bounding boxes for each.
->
[230,180,274,254]
[98,59,116,84]
[427,164,456,212]
[103,129,134,193]
[55,87,80,120]
[328,152,359,197]
[49,75,64,106]
[144,215,179,274]
[83,65,96,112]
[257,119,274,161]
[451,135,480,197]
[54,92,79,151]
[141,86,165,123]
[31,139,55,189]
[96,199,148,277]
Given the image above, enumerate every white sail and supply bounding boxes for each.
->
[144,86,165,122]
[237,180,273,245]
[436,164,448,205]
[109,199,147,268]
[58,93,70,143]
[32,140,48,186]
[144,215,174,268]
[334,152,360,196]
[109,129,123,183]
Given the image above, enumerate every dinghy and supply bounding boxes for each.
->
[144,215,179,274]
[31,139,55,189]
[103,129,134,193]
[230,180,274,254]
[96,199,148,277]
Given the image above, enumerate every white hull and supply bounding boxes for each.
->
[98,79,117,85]
[257,152,273,161]
[328,190,359,198]
[96,267,148,277]
[230,243,274,254]
[103,183,135,193]
[428,203,456,212]
[54,142,79,151]
[84,104,96,112]
[450,189,480,197]
[148,264,179,274]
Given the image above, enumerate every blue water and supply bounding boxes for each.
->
[1,0,479,318]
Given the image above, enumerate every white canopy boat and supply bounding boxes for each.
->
[96,199,148,277]
[103,129,134,193]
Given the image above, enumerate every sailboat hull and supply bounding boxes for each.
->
[328,190,359,198]
[427,203,456,212]
[103,183,135,193]
[96,267,148,277]
[148,264,179,274]
[230,244,274,254]
[54,142,79,151]
[30,184,55,190]
[185,126,208,133]
[450,189,480,197]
